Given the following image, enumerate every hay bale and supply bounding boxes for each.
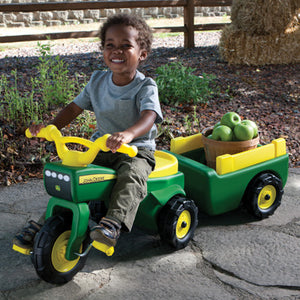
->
[285,8,300,33]
[231,0,298,35]
[219,24,300,65]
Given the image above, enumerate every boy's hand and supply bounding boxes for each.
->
[29,123,45,137]
[106,131,134,153]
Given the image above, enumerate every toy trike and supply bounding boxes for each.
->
[13,125,197,284]
[12,125,289,284]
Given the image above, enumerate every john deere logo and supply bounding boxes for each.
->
[79,174,116,185]
[55,185,61,191]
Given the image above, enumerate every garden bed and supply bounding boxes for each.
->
[0,32,299,186]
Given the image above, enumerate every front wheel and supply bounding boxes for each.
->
[32,214,90,284]
[244,173,283,219]
[158,195,198,249]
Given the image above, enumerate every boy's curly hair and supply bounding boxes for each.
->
[99,14,153,53]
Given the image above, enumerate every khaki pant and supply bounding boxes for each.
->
[92,148,155,232]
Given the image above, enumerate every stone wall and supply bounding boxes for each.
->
[0,0,231,28]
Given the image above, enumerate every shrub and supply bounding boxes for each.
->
[0,42,83,128]
[155,62,217,106]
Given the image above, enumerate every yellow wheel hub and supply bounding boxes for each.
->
[51,230,82,273]
[258,185,276,210]
[176,210,191,239]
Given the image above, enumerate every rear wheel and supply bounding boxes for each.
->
[244,173,283,219]
[32,214,90,284]
[158,195,198,249]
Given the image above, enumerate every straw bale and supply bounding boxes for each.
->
[285,8,300,33]
[219,24,300,65]
[231,0,298,35]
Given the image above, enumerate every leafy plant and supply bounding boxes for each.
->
[183,106,200,135]
[0,41,85,128]
[155,62,217,105]
[0,70,39,125]
[76,110,97,137]
[0,128,4,148]
[36,41,77,107]
[157,117,174,140]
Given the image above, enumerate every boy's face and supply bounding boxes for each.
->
[103,24,147,85]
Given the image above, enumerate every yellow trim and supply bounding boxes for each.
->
[149,150,178,178]
[51,230,81,273]
[79,174,116,185]
[216,138,286,175]
[170,133,203,154]
[92,241,114,256]
[12,244,31,255]
[176,210,191,239]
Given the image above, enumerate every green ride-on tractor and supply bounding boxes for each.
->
[12,125,289,284]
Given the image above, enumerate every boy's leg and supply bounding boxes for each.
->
[90,148,155,246]
[108,148,155,231]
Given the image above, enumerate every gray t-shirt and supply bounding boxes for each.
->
[73,70,163,150]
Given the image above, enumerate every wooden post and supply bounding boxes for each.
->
[184,0,195,48]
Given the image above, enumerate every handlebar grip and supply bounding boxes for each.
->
[100,134,138,157]
[25,125,57,141]
[25,128,33,138]
[117,144,138,157]
[26,128,47,138]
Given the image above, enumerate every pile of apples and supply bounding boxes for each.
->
[207,112,258,141]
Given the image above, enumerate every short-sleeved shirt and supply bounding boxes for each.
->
[73,70,163,150]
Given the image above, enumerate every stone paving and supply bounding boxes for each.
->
[0,169,299,299]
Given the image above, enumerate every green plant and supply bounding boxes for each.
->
[76,110,97,137]
[36,41,77,108]
[157,118,174,140]
[0,41,85,128]
[0,128,4,149]
[0,70,39,125]
[155,62,217,105]
[183,106,200,135]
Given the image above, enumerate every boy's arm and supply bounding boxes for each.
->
[29,102,83,135]
[51,102,83,130]
[107,110,157,152]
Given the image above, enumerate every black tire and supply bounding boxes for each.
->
[244,173,283,219]
[32,214,90,284]
[158,195,198,249]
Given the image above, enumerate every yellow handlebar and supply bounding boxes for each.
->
[25,125,138,167]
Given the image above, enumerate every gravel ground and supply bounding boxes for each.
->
[0,32,299,185]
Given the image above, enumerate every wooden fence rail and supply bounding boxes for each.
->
[0,0,232,47]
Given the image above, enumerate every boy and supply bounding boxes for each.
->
[13,13,163,251]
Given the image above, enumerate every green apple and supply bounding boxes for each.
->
[231,132,239,141]
[213,121,221,129]
[212,125,233,141]
[207,134,213,139]
[234,123,254,141]
[241,120,258,137]
[221,112,241,129]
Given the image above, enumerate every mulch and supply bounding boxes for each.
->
[0,32,299,186]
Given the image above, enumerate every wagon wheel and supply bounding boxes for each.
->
[158,195,198,249]
[32,214,90,284]
[244,172,283,219]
